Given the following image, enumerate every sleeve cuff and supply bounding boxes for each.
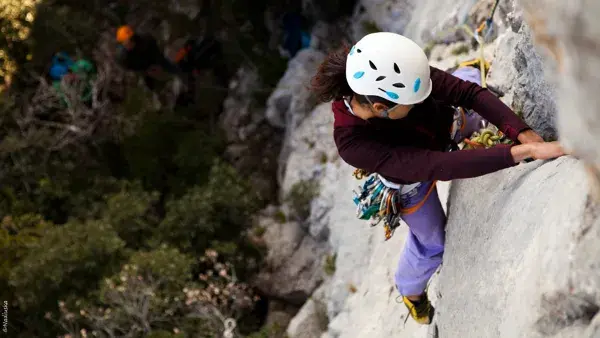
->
[502,124,531,143]
[500,144,518,166]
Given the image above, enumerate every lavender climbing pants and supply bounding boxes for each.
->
[394,66,487,296]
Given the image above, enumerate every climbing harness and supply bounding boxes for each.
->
[351,170,424,241]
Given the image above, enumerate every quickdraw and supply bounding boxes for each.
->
[352,172,404,241]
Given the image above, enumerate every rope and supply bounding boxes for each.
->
[429,0,503,88]
[476,0,500,34]
[463,127,512,149]
[457,24,488,88]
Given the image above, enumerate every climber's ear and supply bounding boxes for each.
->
[371,102,389,114]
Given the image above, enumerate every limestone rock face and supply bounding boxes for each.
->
[487,25,558,141]
[250,0,600,337]
[265,49,325,130]
[436,157,595,338]
[518,0,600,199]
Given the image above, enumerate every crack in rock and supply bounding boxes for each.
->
[535,291,600,336]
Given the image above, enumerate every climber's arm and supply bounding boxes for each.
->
[334,126,518,182]
[429,66,531,142]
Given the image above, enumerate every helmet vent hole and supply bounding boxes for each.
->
[394,63,401,74]
[376,76,386,81]
[393,83,405,88]
[369,60,377,70]
[357,49,362,53]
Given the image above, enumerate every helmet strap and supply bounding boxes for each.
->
[364,95,391,119]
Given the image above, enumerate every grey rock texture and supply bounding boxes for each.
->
[518,0,600,197]
[265,49,325,130]
[436,157,592,338]
[253,216,327,305]
[487,26,559,141]
[249,0,600,337]
[287,283,330,338]
[220,67,282,200]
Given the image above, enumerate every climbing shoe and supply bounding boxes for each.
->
[402,294,434,325]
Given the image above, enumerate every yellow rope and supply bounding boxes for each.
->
[458,24,488,88]
[463,128,512,149]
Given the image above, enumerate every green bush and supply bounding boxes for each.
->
[158,160,260,255]
[247,323,287,338]
[9,220,126,311]
[56,247,257,337]
[127,246,195,291]
[121,110,224,196]
[55,247,200,337]
[102,181,160,249]
[0,0,314,335]
[0,214,54,298]
[146,331,186,338]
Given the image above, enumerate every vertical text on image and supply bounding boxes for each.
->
[2,300,7,333]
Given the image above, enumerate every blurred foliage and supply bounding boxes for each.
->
[0,0,360,335]
[159,160,261,254]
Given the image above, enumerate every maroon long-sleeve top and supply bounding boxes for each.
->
[333,66,532,184]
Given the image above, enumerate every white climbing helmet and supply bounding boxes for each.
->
[345,32,432,105]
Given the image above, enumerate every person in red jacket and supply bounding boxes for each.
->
[310,32,566,325]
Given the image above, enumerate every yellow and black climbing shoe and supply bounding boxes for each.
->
[402,294,434,325]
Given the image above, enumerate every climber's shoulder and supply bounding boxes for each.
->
[332,99,367,129]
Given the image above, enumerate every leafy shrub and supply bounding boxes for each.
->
[55,248,257,337]
[9,220,126,311]
[0,214,54,299]
[102,181,160,249]
[158,160,260,255]
[121,110,224,196]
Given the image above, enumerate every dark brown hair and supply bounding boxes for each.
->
[311,43,353,103]
[310,43,396,107]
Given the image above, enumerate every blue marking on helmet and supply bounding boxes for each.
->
[385,91,399,100]
[413,78,421,93]
[353,71,365,79]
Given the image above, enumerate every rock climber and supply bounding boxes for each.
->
[115,25,179,90]
[49,52,74,82]
[49,52,96,106]
[310,32,567,325]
